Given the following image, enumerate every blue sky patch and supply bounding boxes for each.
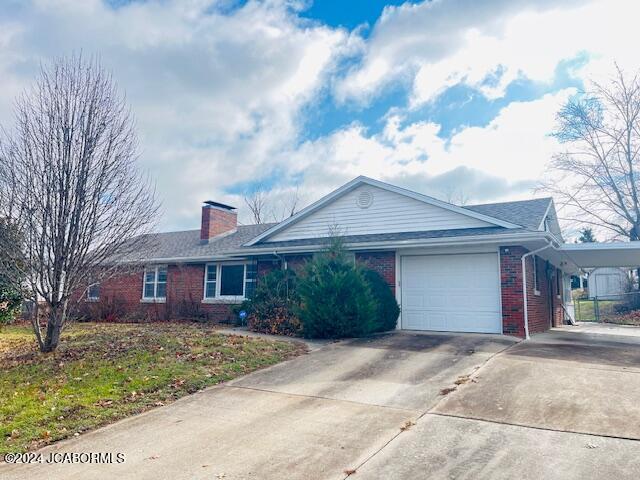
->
[301,0,408,32]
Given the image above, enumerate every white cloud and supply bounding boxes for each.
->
[0,0,633,230]
[0,0,352,229]
[336,0,638,107]
[284,89,573,204]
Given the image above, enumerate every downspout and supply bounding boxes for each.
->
[273,251,287,270]
[521,241,552,340]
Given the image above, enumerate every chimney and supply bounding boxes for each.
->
[200,201,237,242]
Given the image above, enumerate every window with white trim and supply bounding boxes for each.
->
[87,282,100,301]
[204,262,257,300]
[143,266,167,300]
[532,256,540,294]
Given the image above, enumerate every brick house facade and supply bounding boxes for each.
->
[77,176,571,337]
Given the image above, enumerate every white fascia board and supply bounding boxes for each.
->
[236,231,554,256]
[560,242,640,251]
[244,176,522,246]
[120,231,560,264]
[536,199,554,231]
[120,255,246,265]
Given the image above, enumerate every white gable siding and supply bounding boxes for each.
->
[268,185,493,242]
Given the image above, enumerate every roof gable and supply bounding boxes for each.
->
[245,176,520,246]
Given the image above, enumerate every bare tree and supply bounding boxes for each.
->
[0,55,159,352]
[243,184,301,224]
[243,185,268,224]
[439,185,470,206]
[271,186,300,222]
[544,65,640,241]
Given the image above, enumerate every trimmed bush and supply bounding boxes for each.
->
[246,269,301,336]
[362,269,399,332]
[296,241,377,339]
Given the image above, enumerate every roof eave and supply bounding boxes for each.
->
[116,230,559,263]
[236,230,555,255]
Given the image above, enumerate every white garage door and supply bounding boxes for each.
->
[401,253,501,333]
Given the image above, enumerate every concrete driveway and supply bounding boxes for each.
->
[0,331,514,480]
[357,324,640,479]
[4,325,640,480]
[434,324,640,439]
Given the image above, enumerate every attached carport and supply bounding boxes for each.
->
[557,242,640,270]
[533,241,640,324]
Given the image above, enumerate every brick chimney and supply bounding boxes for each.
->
[200,201,237,242]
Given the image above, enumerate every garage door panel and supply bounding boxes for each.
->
[404,294,425,308]
[401,253,501,334]
[404,311,426,329]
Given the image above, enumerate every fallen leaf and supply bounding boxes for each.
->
[400,421,416,431]
[148,455,160,460]
[454,375,471,385]
[440,387,457,396]
[344,469,357,476]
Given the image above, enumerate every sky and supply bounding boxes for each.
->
[0,0,638,232]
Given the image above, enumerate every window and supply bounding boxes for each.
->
[143,266,167,300]
[532,256,540,294]
[220,265,244,296]
[245,262,257,299]
[87,283,100,301]
[204,262,257,300]
[205,264,217,298]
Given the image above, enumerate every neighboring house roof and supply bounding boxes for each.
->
[245,176,522,246]
[120,223,275,262]
[466,198,553,231]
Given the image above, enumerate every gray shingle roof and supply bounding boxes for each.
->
[246,226,520,249]
[465,198,552,231]
[121,223,275,262]
[122,197,555,262]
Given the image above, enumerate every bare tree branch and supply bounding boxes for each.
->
[543,65,640,244]
[243,184,302,224]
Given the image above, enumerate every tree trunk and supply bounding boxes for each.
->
[41,303,66,352]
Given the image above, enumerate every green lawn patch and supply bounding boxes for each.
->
[0,322,305,455]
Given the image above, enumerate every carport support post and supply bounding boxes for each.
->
[521,243,552,340]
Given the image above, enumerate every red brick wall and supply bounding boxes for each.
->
[499,246,560,337]
[500,246,526,336]
[356,251,396,294]
[75,264,235,323]
[200,206,237,240]
[526,254,551,334]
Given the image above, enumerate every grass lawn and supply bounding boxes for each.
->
[0,322,305,456]
[574,299,616,322]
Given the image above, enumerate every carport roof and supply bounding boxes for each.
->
[559,242,640,269]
